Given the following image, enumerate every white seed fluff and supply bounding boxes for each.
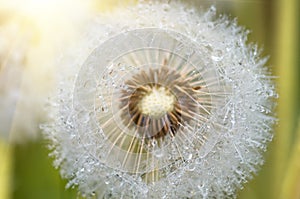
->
[42,1,277,198]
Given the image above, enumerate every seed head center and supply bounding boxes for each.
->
[138,86,175,119]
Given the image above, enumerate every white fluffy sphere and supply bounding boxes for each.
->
[42,1,277,198]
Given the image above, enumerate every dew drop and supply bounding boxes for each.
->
[187,153,193,160]
[211,50,224,62]
[153,149,164,158]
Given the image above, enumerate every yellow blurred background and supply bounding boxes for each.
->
[0,0,299,198]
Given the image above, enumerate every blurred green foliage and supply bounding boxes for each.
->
[13,141,78,199]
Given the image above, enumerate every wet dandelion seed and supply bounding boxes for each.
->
[96,37,215,178]
[120,63,202,141]
[42,2,277,198]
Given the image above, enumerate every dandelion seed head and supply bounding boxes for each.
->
[42,1,277,198]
